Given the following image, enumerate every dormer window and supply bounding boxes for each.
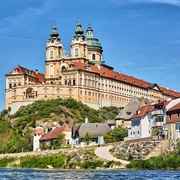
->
[50,51,54,59]
[75,48,79,56]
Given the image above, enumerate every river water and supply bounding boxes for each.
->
[0,169,179,180]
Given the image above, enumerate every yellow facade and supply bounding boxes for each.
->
[5,20,180,113]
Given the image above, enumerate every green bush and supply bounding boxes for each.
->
[126,155,180,170]
[20,154,67,168]
[1,98,122,153]
[0,157,15,167]
[104,160,121,168]
[80,160,103,169]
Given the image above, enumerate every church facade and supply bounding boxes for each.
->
[5,20,180,114]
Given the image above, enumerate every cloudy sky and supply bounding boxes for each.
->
[0,0,180,111]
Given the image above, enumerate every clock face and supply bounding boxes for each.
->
[51,40,54,43]
[76,37,79,41]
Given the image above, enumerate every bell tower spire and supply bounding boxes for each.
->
[85,23,103,63]
[46,22,65,61]
[45,22,66,84]
[71,18,87,58]
[86,23,93,37]
[75,18,84,36]
[50,21,59,38]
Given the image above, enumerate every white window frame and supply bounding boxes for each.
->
[49,64,54,76]
[75,48,79,56]
[50,50,54,59]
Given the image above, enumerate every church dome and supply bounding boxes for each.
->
[85,24,102,50]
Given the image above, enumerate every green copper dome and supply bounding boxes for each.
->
[85,24,102,50]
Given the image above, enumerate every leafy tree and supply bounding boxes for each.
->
[51,133,65,149]
[109,125,128,142]
[83,132,93,146]
[102,134,113,143]
[0,98,123,153]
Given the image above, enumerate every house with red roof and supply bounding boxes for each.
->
[5,20,180,114]
[166,102,180,139]
[126,97,180,140]
[39,126,72,148]
[126,100,169,140]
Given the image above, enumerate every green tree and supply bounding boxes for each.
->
[83,132,93,146]
[51,133,65,149]
[102,134,113,143]
[110,125,128,142]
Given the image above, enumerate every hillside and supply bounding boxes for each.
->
[0,98,122,153]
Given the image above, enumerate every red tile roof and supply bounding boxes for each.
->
[8,65,45,82]
[34,128,43,135]
[166,103,180,123]
[163,101,170,108]
[73,62,180,97]
[159,86,180,98]
[167,102,180,113]
[40,126,71,141]
[131,105,154,118]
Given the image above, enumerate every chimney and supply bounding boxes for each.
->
[85,117,88,123]
[35,69,38,74]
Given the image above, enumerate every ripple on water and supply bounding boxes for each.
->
[0,169,179,180]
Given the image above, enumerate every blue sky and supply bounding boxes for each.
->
[0,0,180,111]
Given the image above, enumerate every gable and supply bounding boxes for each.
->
[150,83,161,92]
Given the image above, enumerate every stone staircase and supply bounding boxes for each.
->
[144,139,171,159]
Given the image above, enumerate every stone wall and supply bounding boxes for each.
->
[113,140,160,160]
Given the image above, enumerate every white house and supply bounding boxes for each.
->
[33,127,43,151]
[126,98,180,140]
[127,105,154,140]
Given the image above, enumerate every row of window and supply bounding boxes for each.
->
[80,90,130,103]
[64,79,76,86]
[130,131,140,138]
[155,117,164,123]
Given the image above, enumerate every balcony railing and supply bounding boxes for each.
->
[153,121,163,127]
[151,110,164,116]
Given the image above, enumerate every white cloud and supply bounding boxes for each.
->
[0,0,58,33]
[110,0,180,7]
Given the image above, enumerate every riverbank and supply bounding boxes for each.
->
[1,150,180,170]
[1,148,124,170]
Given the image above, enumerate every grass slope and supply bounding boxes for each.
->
[0,98,121,153]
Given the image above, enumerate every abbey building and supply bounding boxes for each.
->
[5,20,180,114]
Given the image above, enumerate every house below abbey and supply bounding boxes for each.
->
[5,20,180,114]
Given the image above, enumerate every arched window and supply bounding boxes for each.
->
[62,66,66,71]
[75,48,79,56]
[50,64,54,76]
[26,88,34,99]
[88,79,91,87]
[84,48,86,57]
[50,51,54,59]
[92,54,96,60]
